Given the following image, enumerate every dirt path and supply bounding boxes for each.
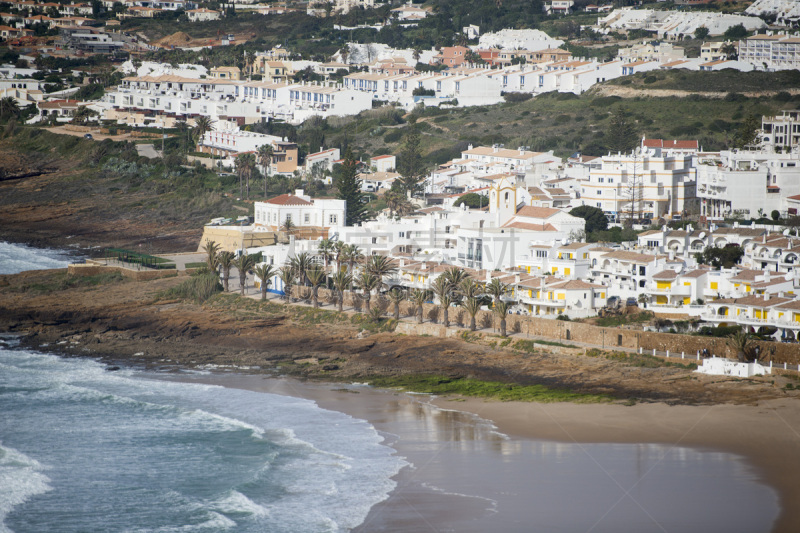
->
[594,86,800,99]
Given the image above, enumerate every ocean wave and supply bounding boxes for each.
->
[0,443,53,533]
[0,242,76,276]
[1,349,409,533]
[209,490,270,519]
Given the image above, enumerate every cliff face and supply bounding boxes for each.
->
[2,269,796,406]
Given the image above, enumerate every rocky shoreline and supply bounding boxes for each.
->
[2,268,799,407]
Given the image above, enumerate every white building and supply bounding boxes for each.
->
[580,141,699,221]
[738,33,800,70]
[254,189,345,229]
[696,149,800,220]
[370,154,396,172]
[186,8,220,21]
[761,109,800,151]
[104,74,373,126]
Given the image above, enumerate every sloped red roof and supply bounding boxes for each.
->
[265,194,312,206]
[514,206,560,219]
[643,139,699,150]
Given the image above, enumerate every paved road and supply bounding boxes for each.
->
[136,144,161,159]
[155,252,206,270]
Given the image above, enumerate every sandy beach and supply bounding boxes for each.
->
[158,371,790,533]
[433,397,800,533]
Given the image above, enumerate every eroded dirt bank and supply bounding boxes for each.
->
[2,269,798,406]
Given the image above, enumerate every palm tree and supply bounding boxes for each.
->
[318,238,334,273]
[233,253,256,296]
[253,263,276,300]
[720,43,738,60]
[278,266,296,303]
[257,143,273,188]
[342,244,363,273]
[387,287,406,320]
[493,300,512,337]
[458,278,482,300]
[235,152,256,199]
[333,241,345,272]
[331,270,352,312]
[193,115,214,146]
[365,254,397,290]
[409,289,428,324]
[485,278,509,306]
[281,217,296,234]
[357,270,380,313]
[461,297,482,332]
[0,96,20,121]
[306,266,327,308]
[203,240,221,272]
[728,330,754,362]
[289,252,316,286]
[431,276,454,327]
[442,267,469,302]
[218,251,235,292]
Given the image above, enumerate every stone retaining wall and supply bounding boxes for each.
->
[68,262,181,281]
[302,287,800,364]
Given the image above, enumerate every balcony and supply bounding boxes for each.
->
[517,295,566,307]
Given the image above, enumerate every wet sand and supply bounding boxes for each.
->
[154,371,788,533]
[433,397,800,533]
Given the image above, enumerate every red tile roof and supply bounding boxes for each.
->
[265,194,312,206]
[643,139,699,150]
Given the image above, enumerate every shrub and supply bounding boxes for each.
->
[502,92,532,103]
[162,272,222,303]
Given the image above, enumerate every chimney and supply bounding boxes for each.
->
[514,273,521,284]
[399,259,405,267]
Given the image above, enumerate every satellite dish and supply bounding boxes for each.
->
[784,229,790,236]
[785,273,793,282]
[698,231,706,240]
[561,238,568,245]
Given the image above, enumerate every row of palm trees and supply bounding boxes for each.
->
[202,239,517,336]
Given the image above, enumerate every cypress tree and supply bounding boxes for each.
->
[335,148,368,226]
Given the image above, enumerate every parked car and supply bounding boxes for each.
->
[625,297,638,307]
[84,133,93,140]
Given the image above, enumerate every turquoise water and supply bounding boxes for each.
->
[0,344,405,532]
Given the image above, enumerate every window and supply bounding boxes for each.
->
[328,214,337,225]
[304,213,310,224]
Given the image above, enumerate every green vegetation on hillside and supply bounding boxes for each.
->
[268,83,798,162]
[610,69,800,94]
[367,375,610,403]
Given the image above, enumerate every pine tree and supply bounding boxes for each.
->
[604,108,638,154]
[397,126,426,198]
[335,148,368,226]
[732,114,761,149]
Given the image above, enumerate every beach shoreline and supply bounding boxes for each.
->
[152,369,792,533]
[2,268,798,531]
[431,396,800,533]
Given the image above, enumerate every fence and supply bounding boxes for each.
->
[104,248,176,270]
